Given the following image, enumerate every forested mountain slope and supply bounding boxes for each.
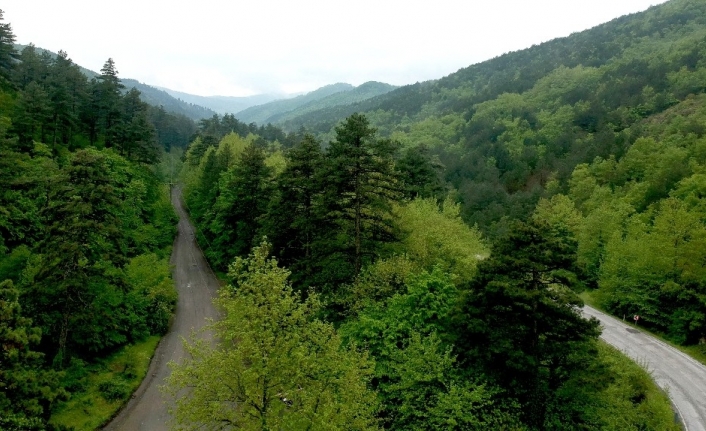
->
[235,82,397,127]
[269,81,398,129]
[290,0,706,233]
[14,44,217,121]
[235,82,354,124]
[120,79,216,120]
[170,5,706,430]
[155,87,284,116]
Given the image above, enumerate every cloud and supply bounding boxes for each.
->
[6,0,667,96]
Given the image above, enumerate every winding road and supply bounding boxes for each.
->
[583,306,706,431]
[103,187,706,430]
[104,188,220,431]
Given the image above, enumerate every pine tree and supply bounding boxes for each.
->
[263,134,324,287]
[453,221,601,428]
[0,9,18,87]
[319,114,400,285]
[94,58,125,147]
[209,143,272,267]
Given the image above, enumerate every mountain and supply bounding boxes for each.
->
[235,83,355,124]
[154,88,285,116]
[288,0,706,229]
[14,44,216,121]
[269,81,398,129]
[120,79,216,120]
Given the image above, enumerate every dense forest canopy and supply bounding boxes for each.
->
[4,0,706,429]
[173,0,706,429]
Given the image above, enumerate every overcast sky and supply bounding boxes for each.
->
[5,0,668,97]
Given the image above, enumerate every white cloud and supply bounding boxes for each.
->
[6,0,668,96]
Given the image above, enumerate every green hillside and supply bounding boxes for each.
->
[14,44,217,120]
[121,78,216,120]
[235,82,355,124]
[155,87,284,115]
[294,0,706,232]
[268,81,397,129]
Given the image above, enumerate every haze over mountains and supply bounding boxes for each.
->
[13,43,399,124]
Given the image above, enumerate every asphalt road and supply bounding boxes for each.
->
[583,306,706,431]
[103,187,220,431]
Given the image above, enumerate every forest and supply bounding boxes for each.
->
[3,0,706,429]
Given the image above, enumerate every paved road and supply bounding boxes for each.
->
[104,187,220,431]
[583,306,706,431]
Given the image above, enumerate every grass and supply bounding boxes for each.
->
[580,290,706,367]
[49,336,160,431]
[595,342,681,430]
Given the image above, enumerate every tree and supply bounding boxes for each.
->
[319,114,400,283]
[0,9,18,87]
[13,82,51,149]
[341,269,522,430]
[26,149,133,362]
[94,58,125,147]
[263,134,324,286]
[453,220,601,428]
[164,243,379,431]
[396,144,445,200]
[209,143,272,267]
[115,88,158,163]
[0,280,64,430]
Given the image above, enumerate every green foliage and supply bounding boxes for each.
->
[393,197,488,284]
[0,280,65,430]
[124,253,176,335]
[164,243,379,430]
[208,143,272,268]
[49,336,160,431]
[453,221,601,428]
[342,269,523,429]
[318,113,400,282]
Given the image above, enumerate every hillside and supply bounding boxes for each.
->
[269,81,398,129]
[121,78,216,120]
[14,44,217,120]
[234,82,354,124]
[155,87,284,115]
[291,0,706,231]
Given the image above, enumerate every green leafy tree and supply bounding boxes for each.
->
[342,269,522,430]
[0,280,65,430]
[164,243,379,431]
[453,221,601,428]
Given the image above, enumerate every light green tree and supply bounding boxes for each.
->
[164,243,379,431]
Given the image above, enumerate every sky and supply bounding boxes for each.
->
[5,0,669,97]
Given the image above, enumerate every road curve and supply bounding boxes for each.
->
[583,305,706,431]
[104,187,220,431]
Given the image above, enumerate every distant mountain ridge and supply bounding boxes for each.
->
[154,87,286,116]
[233,82,399,127]
[13,44,397,125]
[268,81,398,129]
[235,83,354,124]
[14,44,217,120]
